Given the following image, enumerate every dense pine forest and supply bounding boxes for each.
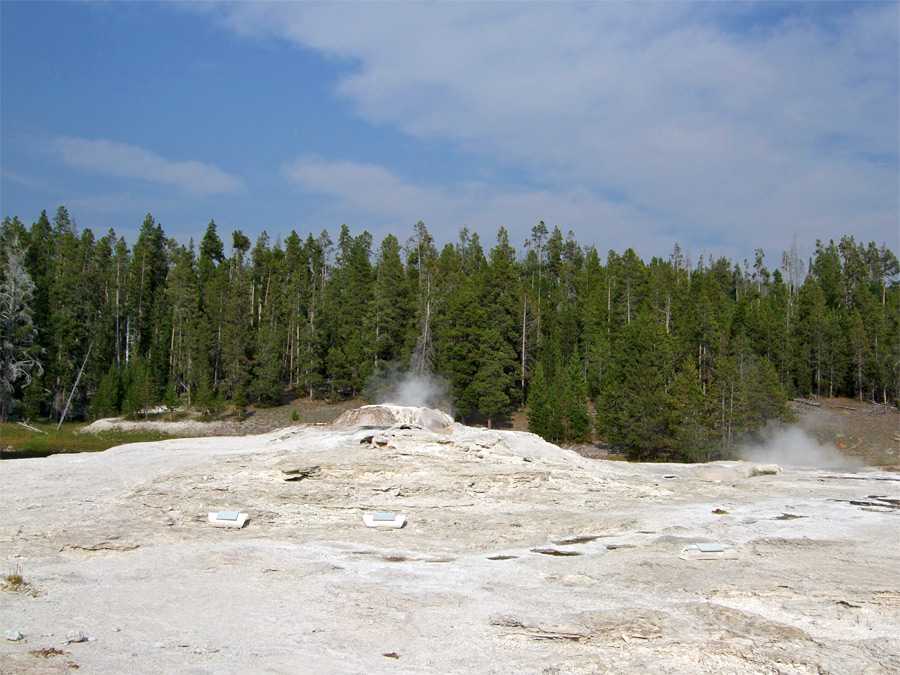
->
[2,207,898,461]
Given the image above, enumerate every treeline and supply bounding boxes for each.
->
[1,208,898,460]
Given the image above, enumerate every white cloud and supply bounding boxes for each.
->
[283,156,667,256]
[217,2,898,255]
[50,137,243,195]
[284,156,454,222]
[0,170,44,191]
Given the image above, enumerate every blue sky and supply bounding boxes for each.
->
[2,1,897,265]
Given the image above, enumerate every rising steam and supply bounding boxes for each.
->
[737,425,863,470]
[364,365,453,414]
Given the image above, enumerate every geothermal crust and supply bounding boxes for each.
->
[1,405,899,674]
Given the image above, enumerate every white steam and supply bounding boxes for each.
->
[389,374,442,408]
[366,368,453,414]
[737,425,863,470]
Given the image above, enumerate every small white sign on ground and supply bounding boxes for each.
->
[208,511,249,528]
[679,542,737,560]
[363,512,407,529]
[696,542,725,553]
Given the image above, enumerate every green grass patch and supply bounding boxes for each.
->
[2,564,39,597]
[3,564,25,590]
[1,421,180,459]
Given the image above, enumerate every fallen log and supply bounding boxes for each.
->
[16,421,47,435]
[792,398,821,407]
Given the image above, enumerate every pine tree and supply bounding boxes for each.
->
[296,232,330,398]
[162,381,179,418]
[91,366,123,419]
[232,382,248,418]
[481,227,522,405]
[219,230,253,396]
[561,350,591,442]
[126,214,168,361]
[526,360,550,437]
[742,354,792,430]
[811,239,844,309]
[669,361,717,461]
[164,243,199,398]
[464,327,514,428]
[437,269,482,419]
[252,313,286,405]
[20,211,54,415]
[846,309,869,401]
[792,281,824,396]
[598,310,674,459]
[249,233,288,404]
[872,283,900,404]
[618,248,647,325]
[281,231,305,390]
[24,211,53,342]
[122,356,155,420]
[46,210,86,417]
[579,247,609,399]
[88,230,124,388]
[196,221,227,393]
[323,226,375,398]
[709,352,748,453]
[543,354,565,443]
[373,234,411,367]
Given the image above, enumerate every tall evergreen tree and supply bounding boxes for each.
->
[196,221,227,393]
[464,327,515,428]
[579,247,609,399]
[121,356,155,420]
[164,243,200,401]
[598,310,674,459]
[482,227,521,404]
[373,234,411,367]
[219,230,252,396]
[436,258,482,418]
[811,239,844,309]
[560,350,591,442]
[669,361,717,461]
[45,210,92,419]
[296,231,330,398]
[91,366,123,419]
[24,211,53,358]
[126,214,168,362]
[323,226,374,398]
[526,360,550,438]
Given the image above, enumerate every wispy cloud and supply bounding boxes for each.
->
[283,156,664,254]
[0,170,44,191]
[284,156,454,222]
[215,2,898,255]
[49,137,243,195]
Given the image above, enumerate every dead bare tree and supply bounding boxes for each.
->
[0,235,42,420]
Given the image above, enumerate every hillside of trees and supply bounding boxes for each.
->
[2,207,898,461]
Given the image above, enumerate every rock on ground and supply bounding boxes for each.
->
[2,405,899,674]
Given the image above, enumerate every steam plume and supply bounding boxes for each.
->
[737,425,863,470]
[364,365,452,414]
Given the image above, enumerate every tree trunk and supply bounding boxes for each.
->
[665,294,671,334]
[520,295,527,403]
[56,343,91,431]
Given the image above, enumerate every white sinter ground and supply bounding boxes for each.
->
[2,405,898,674]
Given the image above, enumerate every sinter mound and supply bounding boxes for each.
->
[328,404,455,432]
